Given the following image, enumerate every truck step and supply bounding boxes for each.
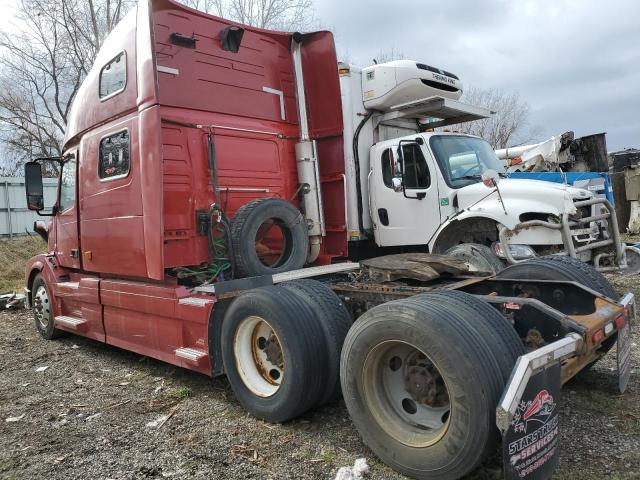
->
[57,282,80,290]
[175,347,208,365]
[55,315,88,332]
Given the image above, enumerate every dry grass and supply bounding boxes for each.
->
[0,236,46,292]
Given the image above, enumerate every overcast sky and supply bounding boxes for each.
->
[0,0,638,152]
[317,0,640,152]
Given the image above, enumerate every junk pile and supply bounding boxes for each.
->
[1,292,25,310]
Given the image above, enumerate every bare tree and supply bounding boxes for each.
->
[446,87,540,149]
[373,46,405,64]
[0,0,134,174]
[179,0,315,31]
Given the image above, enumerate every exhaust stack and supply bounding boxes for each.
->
[291,34,324,263]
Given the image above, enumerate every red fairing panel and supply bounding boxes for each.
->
[300,32,344,139]
[300,32,348,261]
[100,278,213,375]
[151,1,347,267]
[151,0,302,268]
[152,0,298,125]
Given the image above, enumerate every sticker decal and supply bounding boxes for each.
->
[440,198,449,206]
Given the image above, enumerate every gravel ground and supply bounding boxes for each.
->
[1,274,639,480]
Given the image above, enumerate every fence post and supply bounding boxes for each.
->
[3,180,12,239]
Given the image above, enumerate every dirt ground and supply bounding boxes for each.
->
[0,274,638,480]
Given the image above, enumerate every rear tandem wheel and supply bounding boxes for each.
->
[340,291,522,480]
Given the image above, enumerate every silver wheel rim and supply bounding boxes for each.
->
[362,341,451,447]
[233,316,284,397]
[33,285,51,330]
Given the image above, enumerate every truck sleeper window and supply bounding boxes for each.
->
[99,130,130,180]
[99,51,126,99]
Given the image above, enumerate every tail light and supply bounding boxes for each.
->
[615,315,626,329]
[592,329,604,344]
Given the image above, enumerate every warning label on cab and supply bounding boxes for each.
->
[503,363,561,480]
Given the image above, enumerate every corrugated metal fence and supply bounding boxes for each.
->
[0,177,58,237]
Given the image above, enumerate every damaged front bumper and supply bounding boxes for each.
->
[499,197,626,271]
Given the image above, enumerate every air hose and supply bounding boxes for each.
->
[353,112,373,236]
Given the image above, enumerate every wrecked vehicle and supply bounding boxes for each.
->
[21,1,634,478]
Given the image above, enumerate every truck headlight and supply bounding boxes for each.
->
[492,242,537,260]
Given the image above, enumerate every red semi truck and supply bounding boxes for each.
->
[22,1,634,479]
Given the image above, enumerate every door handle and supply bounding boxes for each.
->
[70,249,79,258]
[378,208,389,226]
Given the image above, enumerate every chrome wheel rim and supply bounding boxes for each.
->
[233,316,284,397]
[362,340,451,447]
[33,285,51,330]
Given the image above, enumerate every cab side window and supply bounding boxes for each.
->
[99,130,130,180]
[99,51,126,99]
[59,158,77,211]
[381,148,394,188]
[401,144,430,189]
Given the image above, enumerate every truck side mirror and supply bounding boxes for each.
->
[481,169,500,188]
[25,162,45,211]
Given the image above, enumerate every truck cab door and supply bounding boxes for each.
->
[369,141,441,247]
[55,152,81,269]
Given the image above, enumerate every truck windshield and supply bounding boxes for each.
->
[430,135,506,188]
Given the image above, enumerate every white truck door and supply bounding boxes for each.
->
[369,141,441,247]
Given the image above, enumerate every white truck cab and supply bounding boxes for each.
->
[339,60,626,272]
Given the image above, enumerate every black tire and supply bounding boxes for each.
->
[428,290,525,377]
[221,285,327,422]
[281,279,352,406]
[231,198,309,278]
[31,274,62,340]
[498,255,619,300]
[498,255,619,359]
[444,243,504,275]
[341,294,506,479]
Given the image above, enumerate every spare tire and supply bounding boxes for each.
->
[231,198,309,278]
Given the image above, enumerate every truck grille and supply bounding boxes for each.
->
[416,63,459,80]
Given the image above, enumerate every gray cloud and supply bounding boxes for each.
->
[316,0,640,151]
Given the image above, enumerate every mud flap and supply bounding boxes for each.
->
[502,363,561,479]
[617,292,635,393]
[496,334,581,480]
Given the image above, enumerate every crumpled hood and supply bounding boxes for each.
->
[454,178,592,229]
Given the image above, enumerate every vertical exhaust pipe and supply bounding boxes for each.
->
[291,33,324,263]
